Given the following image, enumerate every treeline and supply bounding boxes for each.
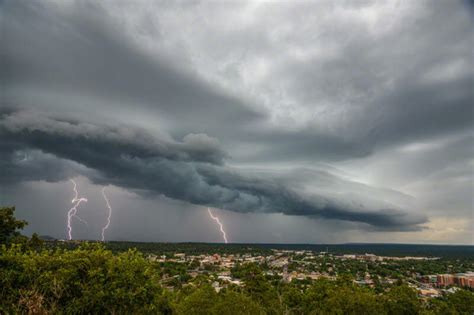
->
[45,240,474,259]
[258,243,474,259]
[45,240,272,257]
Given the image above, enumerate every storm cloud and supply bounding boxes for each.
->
[0,111,425,230]
[1,0,472,243]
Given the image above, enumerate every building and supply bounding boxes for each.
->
[419,288,440,298]
[437,274,455,287]
[454,272,474,288]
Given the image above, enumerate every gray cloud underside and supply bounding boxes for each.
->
[2,1,471,164]
[0,111,426,230]
[1,1,264,136]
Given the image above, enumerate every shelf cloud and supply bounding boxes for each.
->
[1,111,426,230]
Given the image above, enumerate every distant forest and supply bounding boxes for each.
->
[43,240,474,258]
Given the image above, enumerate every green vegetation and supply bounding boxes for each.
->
[0,206,27,243]
[1,246,473,314]
[1,206,473,314]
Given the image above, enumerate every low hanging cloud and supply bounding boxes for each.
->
[1,110,227,165]
[0,111,426,231]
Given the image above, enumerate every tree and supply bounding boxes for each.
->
[212,290,265,315]
[382,285,422,315]
[238,263,283,314]
[323,286,385,315]
[0,244,164,314]
[282,285,305,314]
[27,233,44,249]
[444,289,474,314]
[174,285,218,315]
[425,299,457,315]
[0,206,27,244]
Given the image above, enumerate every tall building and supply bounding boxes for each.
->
[437,274,455,287]
[454,273,474,288]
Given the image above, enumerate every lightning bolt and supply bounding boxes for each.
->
[74,215,89,226]
[67,179,88,240]
[207,207,228,243]
[101,187,112,242]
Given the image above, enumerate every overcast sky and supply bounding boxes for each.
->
[1,0,472,244]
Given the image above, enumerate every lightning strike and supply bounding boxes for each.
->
[101,187,112,242]
[74,215,88,226]
[207,207,228,243]
[67,179,88,240]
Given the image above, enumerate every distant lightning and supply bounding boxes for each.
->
[74,215,88,226]
[67,179,88,240]
[101,187,112,242]
[207,207,228,243]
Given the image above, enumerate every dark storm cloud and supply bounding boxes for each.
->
[1,1,264,133]
[0,111,227,165]
[369,75,473,148]
[1,0,471,242]
[246,71,473,163]
[0,145,84,184]
[2,0,471,163]
[234,0,473,162]
[0,111,426,230]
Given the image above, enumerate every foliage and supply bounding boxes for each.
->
[1,243,473,314]
[382,284,422,315]
[1,209,473,314]
[0,206,27,244]
[443,289,474,314]
[0,243,163,314]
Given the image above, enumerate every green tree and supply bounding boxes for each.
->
[0,206,27,244]
[174,285,218,315]
[27,233,44,250]
[0,244,163,314]
[382,285,422,315]
[282,285,305,314]
[323,286,385,315]
[444,289,474,314]
[212,290,265,315]
[425,298,457,315]
[239,263,283,314]
[303,278,334,312]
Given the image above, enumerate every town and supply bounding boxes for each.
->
[147,247,474,298]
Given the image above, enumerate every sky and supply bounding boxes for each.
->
[1,0,472,244]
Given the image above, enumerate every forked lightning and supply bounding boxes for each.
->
[67,179,88,240]
[101,187,113,241]
[207,207,228,243]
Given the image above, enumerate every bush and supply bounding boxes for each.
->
[0,243,165,314]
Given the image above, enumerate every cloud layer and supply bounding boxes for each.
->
[0,111,426,230]
[1,0,471,242]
